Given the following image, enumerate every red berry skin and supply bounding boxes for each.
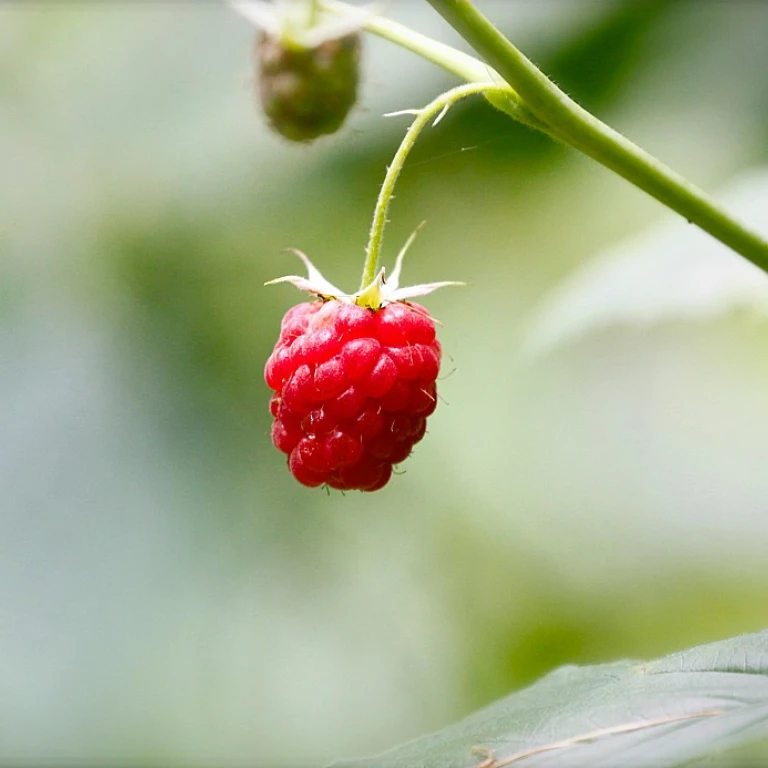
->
[265,300,442,491]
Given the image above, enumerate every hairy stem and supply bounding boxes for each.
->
[424,0,768,272]
[322,0,490,81]
[320,0,545,130]
[361,82,503,289]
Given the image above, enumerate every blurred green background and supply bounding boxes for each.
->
[3,1,768,764]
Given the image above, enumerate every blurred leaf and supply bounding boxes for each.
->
[544,0,670,110]
[523,169,768,356]
[335,629,768,768]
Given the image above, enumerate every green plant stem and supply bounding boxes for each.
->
[308,0,320,27]
[423,0,768,272]
[322,0,489,81]
[361,82,502,290]
[320,0,545,130]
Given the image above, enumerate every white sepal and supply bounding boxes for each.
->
[386,222,423,292]
[301,5,376,49]
[228,0,282,37]
[228,0,375,48]
[265,248,345,299]
[266,231,464,308]
[382,222,465,302]
[388,280,466,302]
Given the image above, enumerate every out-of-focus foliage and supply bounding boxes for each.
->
[2,1,768,765]
[524,169,768,355]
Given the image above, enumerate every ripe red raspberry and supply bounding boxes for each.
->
[265,300,441,491]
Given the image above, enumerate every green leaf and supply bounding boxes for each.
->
[333,630,768,768]
[523,169,768,356]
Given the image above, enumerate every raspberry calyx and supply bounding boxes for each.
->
[264,243,462,491]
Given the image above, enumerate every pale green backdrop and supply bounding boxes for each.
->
[2,1,768,764]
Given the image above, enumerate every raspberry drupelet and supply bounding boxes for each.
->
[263,244,460,492]
[265,299,441,491]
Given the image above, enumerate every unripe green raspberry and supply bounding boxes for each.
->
[257,30,361,143]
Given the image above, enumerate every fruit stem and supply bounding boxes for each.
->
[320,0,544,131]
[308,0,320,27]
[325,0,768,273]
[360,82,504,291]
[423,0,768,273]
